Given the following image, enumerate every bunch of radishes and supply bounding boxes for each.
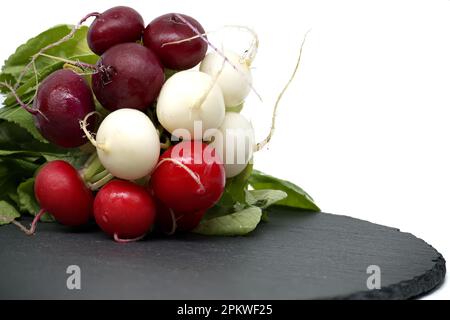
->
[3,6,269,242]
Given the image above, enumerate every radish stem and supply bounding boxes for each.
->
[83,156,104,181]
[38,53,97,71]
[15,12,100,89]
[90,169,110,183]
[88,173,114,191]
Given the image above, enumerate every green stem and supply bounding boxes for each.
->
[83,155,103,182]
[90,169,110,183]
[89,173,114,191]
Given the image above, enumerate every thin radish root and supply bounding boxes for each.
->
[79,111,103,149]
[223,25,259,65]
[161,25,259,66]
[11,208,46,236]
[0,82,39,115]
[173,13,263,102]
[161,31,212,47]
[165,209,178,236]
[113,233,146,243]
[193,45,227,111]
[154,158,205,192]
[255,30,310,152]
[0,81,49,121]
[15,12,100,89]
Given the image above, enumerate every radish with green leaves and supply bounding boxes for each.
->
[81,108,161,181]
[0,7,319,240]
[156,70,225,139]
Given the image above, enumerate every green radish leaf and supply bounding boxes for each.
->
[245,189,288,209]
[1,25,92,87]
[0,121,90,168]
[203,163,253,220]
[249,170,320,211]
[17,178,54,221]
[193,206,262,236]
[0,200,20,225]
[225,162,253,203]
[17,178,39,214]
[0,107,45,142]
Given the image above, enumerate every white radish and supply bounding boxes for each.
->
[156,70,225,139]
[200,50,252,109]
[210,112,255,178]
[83,109,160,180]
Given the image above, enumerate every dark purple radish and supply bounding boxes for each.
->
[92,43,164,111]
[87,6,145,55]
[143,13,208,70]
[33,69,96,148]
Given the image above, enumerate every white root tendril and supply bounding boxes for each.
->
[11,220,33,234]
[161,31,214,47]
[114,233,146,243]
[154,158,206,192]
[15,12,99,89]
[80,111,103,149]
[255,30,310,152]
[160,25,259,66]
[193,44,227,111]
[173,14,263,103]
[165,209,178,236]
[222,25,259,65]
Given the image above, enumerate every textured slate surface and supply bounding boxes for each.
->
[0,207,445,299]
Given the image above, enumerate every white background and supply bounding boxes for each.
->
[1,0,448,299]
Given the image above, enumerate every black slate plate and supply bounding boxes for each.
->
[0,207,445,299]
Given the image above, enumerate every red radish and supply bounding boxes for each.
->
[92,43,164,111]
[143,13,208,70]
[150,141,226,214]
[87,6,144,55]
[155,199,206,234]
[30,160,93,232]
[94,180,156,242]
[177,210,206,232]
